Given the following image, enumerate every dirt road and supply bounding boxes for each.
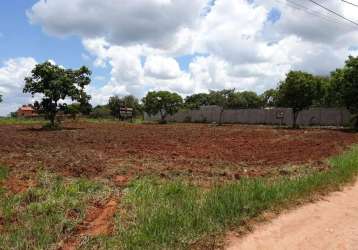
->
[226,181,358,250]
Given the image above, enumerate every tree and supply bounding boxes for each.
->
[78,95,92,115]
[89,105,111,119]
[208,89,234,125]
[108,95,143,120]
[331,56,358,129]
[261,89,278,107]
[0,94,2,103]
[108,96,123,119]
[122,95,143,118]
[142,91,183,123]
[308,76,331,107]
[23,62,91,127]
[276,71,323,128]
[184,93,210,109]
[63,103,81,120]
[227,91,263,109]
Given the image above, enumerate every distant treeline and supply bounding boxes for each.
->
[2,56,356,129]
[89,56,357,128]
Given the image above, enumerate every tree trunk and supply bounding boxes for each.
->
[159,110,167,124]
[292,110,299,129]
[50,115,55,128]
[218,107,224,126]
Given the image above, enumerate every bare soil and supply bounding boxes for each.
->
[60,198,118,250]
[225,180,358,250]
[1,176,35,194]
[1,122,357,184]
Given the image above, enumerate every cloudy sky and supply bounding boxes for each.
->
[0,0,357,115]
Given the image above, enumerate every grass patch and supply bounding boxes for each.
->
[82,145,358,250]
[0,171,111,250]
[0,117,46,125]
[0,165,9,180]
[81,118,145,124]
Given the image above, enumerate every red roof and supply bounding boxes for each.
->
[18,106,35,112]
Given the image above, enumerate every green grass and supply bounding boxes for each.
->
[0,171,111,250]
[0,165,9,180]
[0,117,46,125]
[82,117,146,124]
[82,145,358,250]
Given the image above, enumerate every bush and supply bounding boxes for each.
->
[89,105,111,119]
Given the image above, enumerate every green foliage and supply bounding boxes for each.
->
[108,96,123,119]
[89,105,112,119]
[64,103,81,120]
[311,76,332,107]
[123,95,143,117]
[331,56,358,129]
[0,166,9,180]
[276,71,324,128]
[79,100,93,115]
[23,62,91,127]
[83,146,358,250]
[108,95,142,119]
[207,89,233,108]
[207,90,233,125]
[142,91,183,123]
[261,89,278,107]
[184,93,210,109]
[0,117,45,126]
[0,171,111,250]
[0,94,2,103]
[227,91,263,109]
[185,90,263,111]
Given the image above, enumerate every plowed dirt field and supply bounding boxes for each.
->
[1,122,357,184]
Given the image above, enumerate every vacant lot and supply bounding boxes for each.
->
[0,122,357,184]
[2,121,358,249]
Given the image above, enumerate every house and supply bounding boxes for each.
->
[16,105,38,117]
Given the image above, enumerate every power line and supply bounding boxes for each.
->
[274,0,353,28]
[307,0,358,26]
[286,0,349,26]
[341,0,358,7]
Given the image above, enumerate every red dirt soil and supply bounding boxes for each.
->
[1,177,35,194]
[60,199,118,250]
[0,122,357,182]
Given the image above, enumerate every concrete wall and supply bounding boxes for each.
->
[144,106,351,127]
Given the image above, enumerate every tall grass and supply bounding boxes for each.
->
[0,171,111,249]
[82,146,358,250]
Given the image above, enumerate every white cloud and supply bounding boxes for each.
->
[28,0,207,49]
[0,58,38,116]
[23,0,358,107]
[144,55,182,79]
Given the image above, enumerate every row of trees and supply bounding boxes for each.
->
[142,56,358,128]
[0,55,355,128]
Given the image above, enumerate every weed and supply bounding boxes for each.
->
[82,146,358,250]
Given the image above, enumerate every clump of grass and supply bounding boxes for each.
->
[82,146,358,250]
[0,117,45,125]
[0,171,111,250]
[0,165,9,180]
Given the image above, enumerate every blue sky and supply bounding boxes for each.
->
[0,1,83,66]
[0,0,199,91]
[0,0,113,89]
[0,0,357,116]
